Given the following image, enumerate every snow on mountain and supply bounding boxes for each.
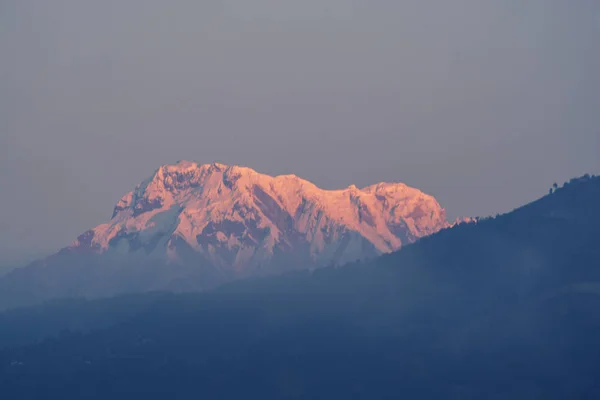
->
[63,161,450,274]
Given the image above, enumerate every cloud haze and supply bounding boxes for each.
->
[1,0,599,260]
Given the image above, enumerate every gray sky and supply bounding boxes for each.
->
[1,0,599,263]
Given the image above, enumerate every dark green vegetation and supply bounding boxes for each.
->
[0,293,169,349]
[1,175,599,399]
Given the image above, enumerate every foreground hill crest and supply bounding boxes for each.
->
[66,161,450,271]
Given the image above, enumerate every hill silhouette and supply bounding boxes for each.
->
[0,175,599,399]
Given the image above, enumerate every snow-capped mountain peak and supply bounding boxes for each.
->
[67,162,450,274]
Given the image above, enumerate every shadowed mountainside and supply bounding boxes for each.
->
[0,175,599,399]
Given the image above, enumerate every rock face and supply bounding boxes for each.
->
[64,161,450,273]
[0,161,452,308]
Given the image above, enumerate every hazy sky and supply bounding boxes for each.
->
[1,0,599,263]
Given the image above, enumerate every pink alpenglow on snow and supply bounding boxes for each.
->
[66,161,452,273]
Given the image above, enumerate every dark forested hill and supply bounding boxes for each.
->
[1,175,599,399]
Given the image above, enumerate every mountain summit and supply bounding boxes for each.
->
[0,162,451,308]
[65,161,449,272]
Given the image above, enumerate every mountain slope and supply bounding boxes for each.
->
[67,161,448,268]
[0,161,450,308]
[1,175,598,399]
